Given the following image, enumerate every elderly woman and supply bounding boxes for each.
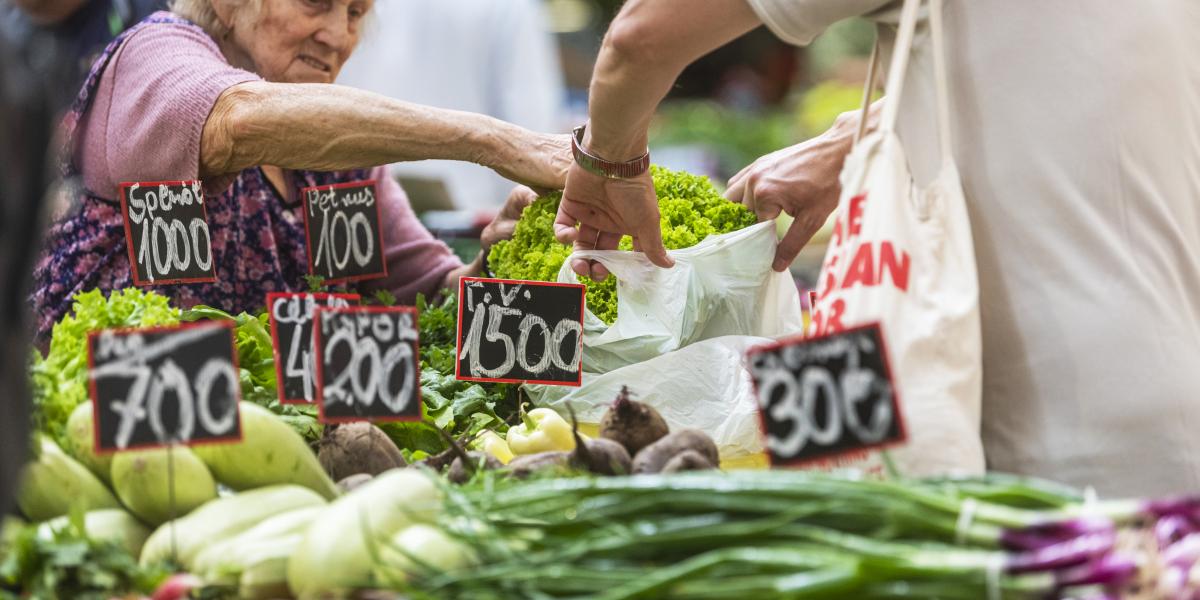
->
[31,0,566,336]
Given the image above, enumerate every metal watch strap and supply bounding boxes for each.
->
[571,124,650,179]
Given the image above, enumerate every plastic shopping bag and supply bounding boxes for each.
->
[808,0,984,476]
[526,220,804,461]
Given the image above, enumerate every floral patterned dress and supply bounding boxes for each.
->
[31,13,374,338]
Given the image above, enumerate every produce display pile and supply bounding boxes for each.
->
[5,167,1196,599]
[418,471,1200,600]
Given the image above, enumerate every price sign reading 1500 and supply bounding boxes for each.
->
[746,323,905,467]
[455,277,585,386]
[88,321,243,452]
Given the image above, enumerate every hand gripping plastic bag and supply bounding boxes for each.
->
[807,0,985,477]
[526,221,804,461]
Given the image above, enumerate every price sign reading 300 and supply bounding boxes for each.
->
[88,321,243,452]
[455,277,585,386]
[746,323,905,467]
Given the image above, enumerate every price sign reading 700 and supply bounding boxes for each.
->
[88,321,243,452]
[746,323,905,467]
[455,277,585,386]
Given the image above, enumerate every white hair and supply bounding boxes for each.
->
[168,0,260,40]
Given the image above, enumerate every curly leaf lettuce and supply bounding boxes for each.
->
[30,289,180,447]
[486,165,757,323]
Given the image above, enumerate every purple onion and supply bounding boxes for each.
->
[1164,533,1200,571]
[1146,497,1200,519]
[1001,518,1114,552]
[1159,516,1198,550]
[1006,531,1116,574]
[1054,554,1138,588]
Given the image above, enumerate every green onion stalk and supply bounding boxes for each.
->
[378,471,1200,599]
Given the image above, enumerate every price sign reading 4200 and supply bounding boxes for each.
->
[268,292,360,404]
[301,180,387,284]
[746,323,906,467]
[313,305,421,423]
[455,277,585,386]
[88,321,243,452]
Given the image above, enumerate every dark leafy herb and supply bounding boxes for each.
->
[0,510,169,600]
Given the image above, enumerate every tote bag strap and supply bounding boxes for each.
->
[855,0,953,166]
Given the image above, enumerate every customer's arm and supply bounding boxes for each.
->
[554,0,762,277]
[200,81,570,191]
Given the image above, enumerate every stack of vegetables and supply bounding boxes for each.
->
[10,165,1200,600]
[412,471,1199,600]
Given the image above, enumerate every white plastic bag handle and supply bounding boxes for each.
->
[557,249,665,285]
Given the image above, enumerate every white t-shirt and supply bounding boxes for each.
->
[337,0,566,212]
[747,0,1200,496]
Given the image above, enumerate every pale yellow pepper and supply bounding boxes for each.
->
[473,430,515,464]
[506,408,575,455]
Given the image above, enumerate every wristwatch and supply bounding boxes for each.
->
[571,125,650,179]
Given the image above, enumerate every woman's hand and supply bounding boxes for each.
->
[725,110,868,271]
[481,185,539,255]
[441,185,538,290]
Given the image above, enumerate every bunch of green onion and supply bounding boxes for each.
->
[393,470,1200,600]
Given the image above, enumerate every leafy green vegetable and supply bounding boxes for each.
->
[383,294,518,460]
[487,165,757,323]
[34,286,516,458]
[0,509,168,599]
[30,289,181,447]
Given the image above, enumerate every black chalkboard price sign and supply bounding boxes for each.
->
[455,277,585,386]
[313,305,421,423]
[745,323,906,467]
[300,180,387,284]
[119,180,216,285]
[268,292,361,404]
[88,321,243,453]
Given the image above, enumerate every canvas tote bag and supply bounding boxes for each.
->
[808,0,985,476]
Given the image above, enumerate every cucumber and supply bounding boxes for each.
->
[139,484,326,569]
[37,509,151,557]
[62,401,112,484]
[111,446,217,526]
[191,506,323,583]
[17,435,120,521]
[288,469,442,599]
[193,403,338,499]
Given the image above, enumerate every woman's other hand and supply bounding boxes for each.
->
[481,185,538,254]
[725,111,863,272]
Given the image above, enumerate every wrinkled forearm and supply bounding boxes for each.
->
[200,80,520,178]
